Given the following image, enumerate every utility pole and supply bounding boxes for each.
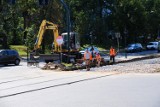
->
[115,32,120,52]
[60,0,71,63]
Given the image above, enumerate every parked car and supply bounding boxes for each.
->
[79,46,100,55]
[0,49,21,65]
[146,42,158,50]
[125,43,143,53]
[79,46,110,63]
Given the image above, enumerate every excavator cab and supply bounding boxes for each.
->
[60,32,82,62]
[61,32,80,52]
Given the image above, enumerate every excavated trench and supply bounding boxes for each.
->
[41,54,160,71]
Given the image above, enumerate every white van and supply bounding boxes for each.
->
[146,42,158,50]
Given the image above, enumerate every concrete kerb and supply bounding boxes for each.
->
[115,54,160,64]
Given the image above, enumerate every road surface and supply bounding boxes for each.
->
[0,73,160,107]
[0,57,160,107]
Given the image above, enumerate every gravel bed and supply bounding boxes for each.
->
[78,58,160,73]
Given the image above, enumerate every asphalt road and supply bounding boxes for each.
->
[0,73,160,107]
[0,57,160,107]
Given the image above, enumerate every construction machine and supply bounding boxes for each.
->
[29,20,107,70]
[32,20,81,63]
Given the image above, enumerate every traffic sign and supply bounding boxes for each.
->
[56,36,64,45]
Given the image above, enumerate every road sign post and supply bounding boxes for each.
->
[56,36,64,45]
[56,36,64,62]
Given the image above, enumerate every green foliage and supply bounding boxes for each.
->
[0,0,160,49]
[10,45,27,56]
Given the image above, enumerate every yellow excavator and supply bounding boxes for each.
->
[33,19,81,63]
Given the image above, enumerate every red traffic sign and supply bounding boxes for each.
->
[56,36,64,45]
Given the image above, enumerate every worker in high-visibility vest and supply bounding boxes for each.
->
[110,46,116,63]
[95,52,101,67]
[84,49,92,71]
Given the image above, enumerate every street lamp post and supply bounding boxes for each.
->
[157,24,160,40]
[60,0,71,63]
[124,27,128,58]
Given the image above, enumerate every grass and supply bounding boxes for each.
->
[9,44,107,57]
[10,45,27,56]
[61,63,73,67]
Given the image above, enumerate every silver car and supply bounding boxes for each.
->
[125,43,143,53]
[79,46,100,55]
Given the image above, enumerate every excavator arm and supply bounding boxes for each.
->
[34,20,59,51]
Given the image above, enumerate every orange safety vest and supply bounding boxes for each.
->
[110,48,116,56]
[84,52,92,60]
[96,54,101,61]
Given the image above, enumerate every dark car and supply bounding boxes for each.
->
[0,49,21,65]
